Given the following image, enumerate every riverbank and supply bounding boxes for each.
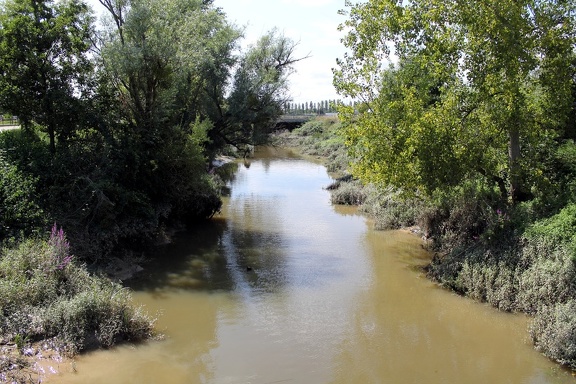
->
[1,337,71,383]
[37,146,576,383]
[0,230,157,383]
[273,117,576,372]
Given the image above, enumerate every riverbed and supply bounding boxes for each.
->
[49,147,575,383]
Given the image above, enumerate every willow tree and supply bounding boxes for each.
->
[334,0,575,202]
[222,29,308,151]
[98,0,240,135]
[94,0,241,224]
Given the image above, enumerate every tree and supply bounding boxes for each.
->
[222,29,308,151]
[334,0,576,202]
[96,0,235,222]
[0,0,95,154]
[98,0,239,135]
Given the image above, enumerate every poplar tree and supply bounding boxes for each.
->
[334,0,576,202]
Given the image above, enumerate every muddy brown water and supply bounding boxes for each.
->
[49,147,575,383]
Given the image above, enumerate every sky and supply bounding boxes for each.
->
[216,0,349,104]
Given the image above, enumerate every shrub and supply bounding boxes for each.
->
[359,185,423,230]
[0,150,46,241]
[453,252,519,311]
[41,280,153,353]
[524,203,576,260]
[292,120,325,136]
[330,180,367,205]
[0,229,155,355]
[531,300,576,370]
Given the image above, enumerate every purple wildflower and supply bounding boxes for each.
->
[49,223,72,270]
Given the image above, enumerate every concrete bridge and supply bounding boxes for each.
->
[274,114,315,131]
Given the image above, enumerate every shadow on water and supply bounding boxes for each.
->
[126,218,294,296]
[128,147,331,298]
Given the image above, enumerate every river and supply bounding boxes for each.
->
[50,147,574,383]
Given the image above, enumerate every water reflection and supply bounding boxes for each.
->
[49,148,576,384]
[127,219,232,292]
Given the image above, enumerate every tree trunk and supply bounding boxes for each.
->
[48,123,56,155]
[508,125,522,203]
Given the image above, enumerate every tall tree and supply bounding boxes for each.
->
[0,0,95,154]
[334,0,576,202]
[96,0,237,222]
[222,29,307,151]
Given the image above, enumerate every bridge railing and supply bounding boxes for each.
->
[0,116,19,126]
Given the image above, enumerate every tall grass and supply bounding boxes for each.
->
[272,117,349,176]
[0,225,155,356]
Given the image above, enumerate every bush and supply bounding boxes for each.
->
[453,252,519,311]
[330,180,367,205]
[0,227,155,355]
[292,120,325,136]
[0,125,222,262]
[0,150,46,241]
[524,203,576,260]
[531,300,576,370]
[359,185,423,230]
[420,181,505,251]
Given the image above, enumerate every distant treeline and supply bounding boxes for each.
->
[283,100,354,115]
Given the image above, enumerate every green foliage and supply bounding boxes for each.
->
[326,0,576,369]
[292,120,325,137]
[0,0,95,153]
[99,0,238,132]
[223,29,305,151]
[359,185,423,230]
[546,140,576,206]
[151,126,222,222]
[330,180,367,205]
[334,0,576,202]
[0,235,155,354]
[0,147,46,240]
[0,0,305,261]
[454,255,518,311]
[524,204,576,258]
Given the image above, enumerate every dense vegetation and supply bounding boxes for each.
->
[1,0,575,376]
[0,0,302,259]
[0,0,303,369]
[332,0,576,370]
[1,225,155,353]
